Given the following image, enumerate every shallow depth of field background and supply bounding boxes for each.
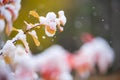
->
[12,0,120,79]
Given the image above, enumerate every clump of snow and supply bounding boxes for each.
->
[33,45,73,80]
[39,10,66,37]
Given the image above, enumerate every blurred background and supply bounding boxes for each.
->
[12,0,120,79]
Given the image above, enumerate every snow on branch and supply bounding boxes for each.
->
[29,10,66,37]
[0,10,67,80]
[0,10,67,55]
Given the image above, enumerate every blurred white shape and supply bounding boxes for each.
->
[76,33,115,78]
[0,19,5,32]
[14,0,21,19]
[33,45,73,80]
[0,59,15,80]
[13,45,37,80]
[14,45,33,67]
[39,16,46,25]
[0,0,21,34]
[59,72,73,80]
[92,37,115,74]
[0,44,39,80]
[0,6,12,34]
[73,52,93,79]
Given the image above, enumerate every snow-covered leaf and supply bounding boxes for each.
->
[20,38,29,53]
[28,30,40,46]
[45,26,56,37]
[58,10,66,26]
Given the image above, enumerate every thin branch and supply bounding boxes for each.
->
[23,21,41,34]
